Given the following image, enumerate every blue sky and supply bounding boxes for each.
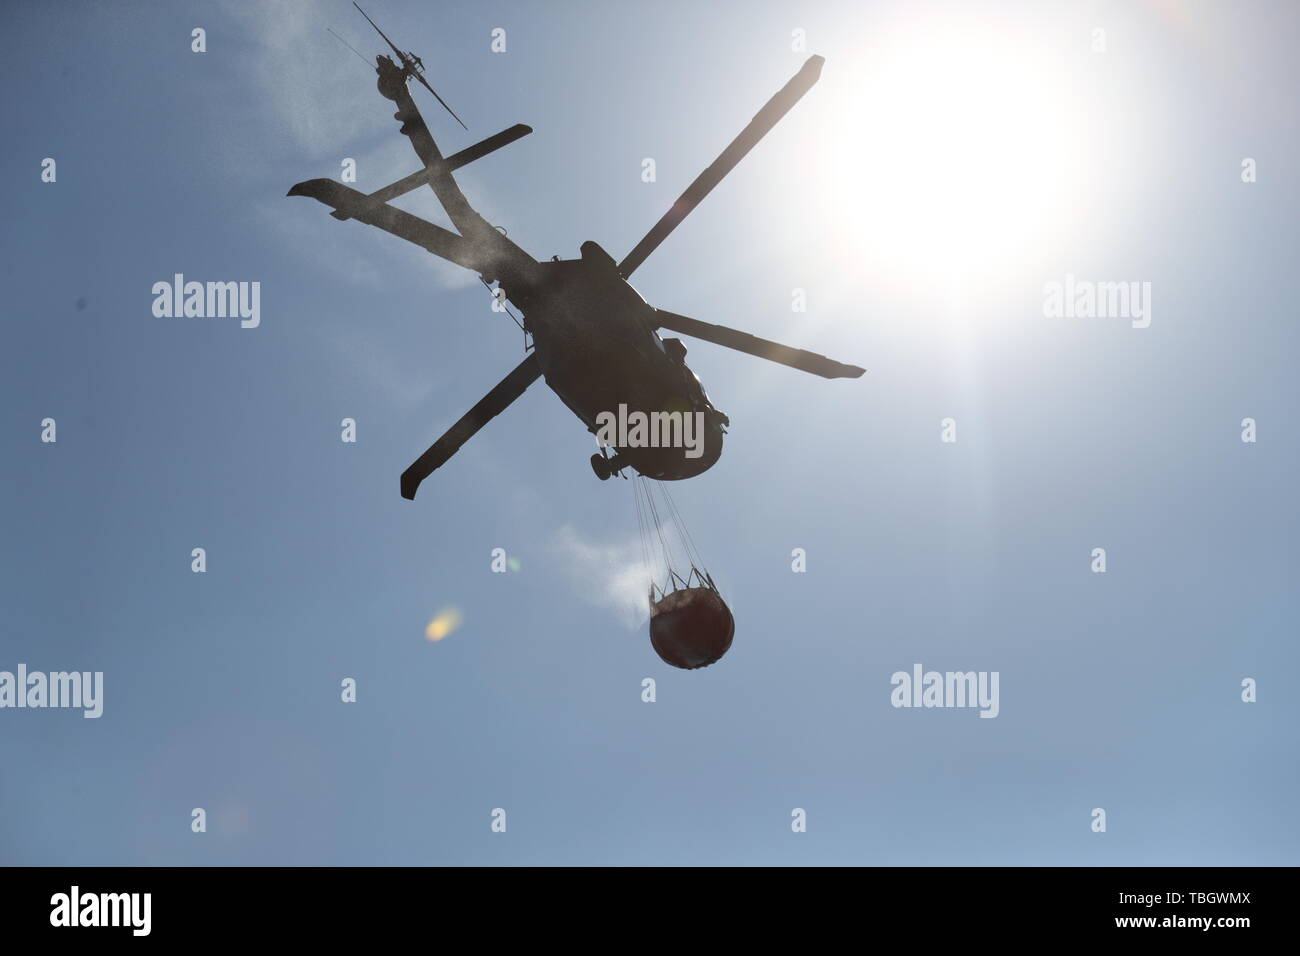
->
[1,0,1296,865]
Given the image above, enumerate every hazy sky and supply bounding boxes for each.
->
[1,0,1296,865]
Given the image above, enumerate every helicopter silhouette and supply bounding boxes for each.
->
[290,5,865,500]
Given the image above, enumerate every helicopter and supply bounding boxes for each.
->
[289,5,865,501]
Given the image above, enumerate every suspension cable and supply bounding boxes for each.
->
[633,476,651,594]
[659,481,706,577]
[639,477,676,585]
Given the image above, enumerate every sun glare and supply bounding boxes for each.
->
[826,19,1084,285]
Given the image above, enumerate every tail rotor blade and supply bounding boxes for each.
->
[413,70,469,131]
[353,2,406,61]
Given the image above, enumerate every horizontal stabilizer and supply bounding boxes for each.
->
[354,167,435,211]
[287,178,477,269]
[339,125,534,220]
[654,308,864,379]
[446,124,532,171]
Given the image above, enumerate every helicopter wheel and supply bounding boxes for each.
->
[590,454,612,481]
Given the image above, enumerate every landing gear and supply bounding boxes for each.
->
[591,450,625,481]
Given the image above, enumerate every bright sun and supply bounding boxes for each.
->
[822,19,1086,285]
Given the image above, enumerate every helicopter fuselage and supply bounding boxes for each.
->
[495,239,728,481]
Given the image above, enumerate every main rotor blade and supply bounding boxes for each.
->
[353,2,406,62]
[618,55,824,279]
[654,308,864,379]
[400,353,543,499]
[412,70,468,131]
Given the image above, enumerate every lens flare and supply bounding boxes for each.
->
[425,607,463,642]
